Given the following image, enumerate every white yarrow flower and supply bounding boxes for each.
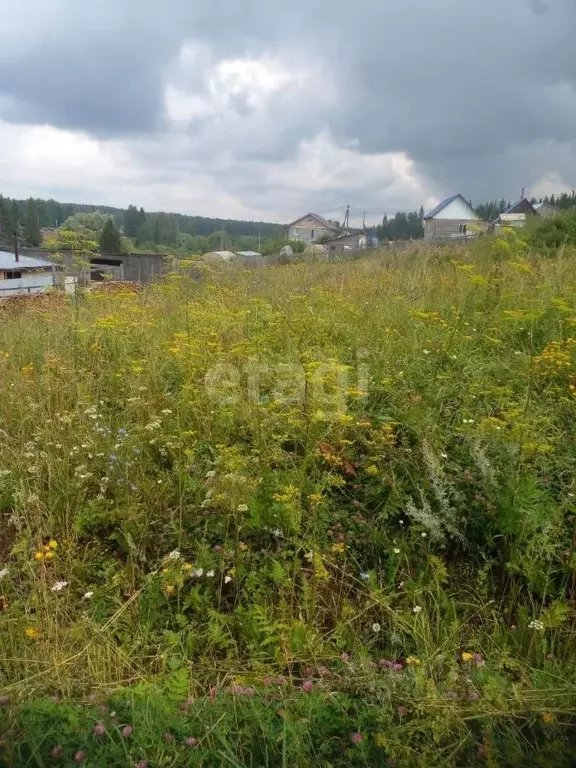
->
[441,452,448,459]
[83,591,94,600]
[421,532,427,538]
[224,575,232,584]
[166,549,181,561]
[237,504,249,512]
[393,548,400,555]
[360,572,370,580]
[206,570,215,578]
[372,622,381,633]
[51,581,68,592]
[528,620,544,631]
[191,568,204,578]
[413,605,423,614]
[0,568,8,579]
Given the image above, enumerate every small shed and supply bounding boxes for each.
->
[325,231,367,254]
[0,251,58,297]
[202,250,237,264]
[495,199,538,228]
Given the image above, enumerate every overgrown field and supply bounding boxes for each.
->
[2,237,576,766]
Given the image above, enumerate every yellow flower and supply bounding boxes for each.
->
[34,551,45,562]
[164,585,175,595]
[44,551,55,561]
[406,656,421,666]
[542,712,554,724]
[47,540,58,550]
[330,542,346,555]
[162,568,169,574]
[461,652,473,662]
[239,542,248,551]
[183,563,193,571]
[25,627,40,640]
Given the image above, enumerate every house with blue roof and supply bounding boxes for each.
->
[423,194,488,242]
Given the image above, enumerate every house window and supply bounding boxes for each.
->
[458,224,467,235]
[5,271,22,279]
[311,230,315,240]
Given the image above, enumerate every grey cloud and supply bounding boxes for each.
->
[0,0,575,211]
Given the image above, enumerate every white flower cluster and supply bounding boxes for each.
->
[528,620,545,631]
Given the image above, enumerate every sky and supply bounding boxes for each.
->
[0,0,575,227]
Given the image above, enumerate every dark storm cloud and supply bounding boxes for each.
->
[0,0,575,206]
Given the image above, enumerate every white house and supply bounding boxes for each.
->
[423,194,487,242]
[287,213,339,243]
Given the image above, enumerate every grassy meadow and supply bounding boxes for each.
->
[1,234,576,766]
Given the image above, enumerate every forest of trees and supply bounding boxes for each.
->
[0,195,285,253]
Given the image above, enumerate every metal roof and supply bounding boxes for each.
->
[501,199,537,216]
[235,251,262,258]
[0,251,55,270]
[424,194,473,220]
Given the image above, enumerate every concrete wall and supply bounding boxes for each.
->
[424,219,489,243]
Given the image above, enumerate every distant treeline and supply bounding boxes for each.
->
[0,195,285,250]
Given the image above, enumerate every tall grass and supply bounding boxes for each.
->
[1,237,576,765]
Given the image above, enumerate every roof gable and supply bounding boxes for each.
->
[288,213,338,230]
[501,198,537,216]
[0,251,55,270]
[424,194,478,220]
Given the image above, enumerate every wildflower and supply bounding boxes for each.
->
[209,686,218,702]
[529,620,544,631]
[83,592,94,600]
[51,581,68,592]
[51,745,64,758]
[393,663,404,671]
[304,551,314,562]
[0,568,8,579]
[397,706,408,716]
[121,725,134,739]
[393,548,400,554]
[45,551,55,561]
[161,409,173,415]
[372,622,381,633]
[542,712,554,724]
[74,750,86,763]
[190,568,203,578]
[134,762,149,768]
[206,570,215,578]
[421,532,427,538]
[186,737,198,747]
[272,528,283,537]
[341,652,350,662]
[360,572,370,581]
[213,545,223,553]
[331,542,346,554]
[351,732,364,744]
[166,549,181,561]
[47,540,58,550]
[224,575,232,584]
[34,551,45,561]
[441,452,448,459]
[302,680,313,693]
[93,723,105,736]
[163,732,174,742]
[237,504,249,512]
[25,627,40,640]
[461,652,473,662]
[164,585,175,595]
[205,470,216,478]
[406,656,420,666]
[423,350,430,355]
[412,606,422,614]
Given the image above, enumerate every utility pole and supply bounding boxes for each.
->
[220,227,225,251]
[14,230,19,263]
[343,203,350,234]
[258,232,261,251]
[362,211,367,231]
